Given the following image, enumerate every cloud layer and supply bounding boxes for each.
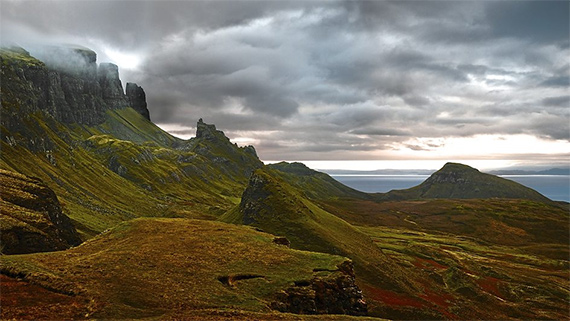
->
[2,1,569,163]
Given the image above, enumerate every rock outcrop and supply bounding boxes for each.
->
[126,82,150,120]
[179,119,263,180]
[0,169,82,254]
[272,260,367,315]
[0,46,145,127]
[99,63,129,109]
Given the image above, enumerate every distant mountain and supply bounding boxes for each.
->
[489,168,570,175]
[378,162,552,202]
[267,162,370,200]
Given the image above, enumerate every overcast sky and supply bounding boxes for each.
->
[2,0,569,169]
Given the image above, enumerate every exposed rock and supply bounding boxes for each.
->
[196,118,229,142]
[0,169,82,254]
[272,236,291,247]
[99,63,129,109]
[126,82,150,120]
[0,46,147,128]
[178,119,263,180]
[272,259,367,315]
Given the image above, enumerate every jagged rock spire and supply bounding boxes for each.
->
[126,82,150,120]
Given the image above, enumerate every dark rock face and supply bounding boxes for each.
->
[272,260,367,315]
[196,118,228,142]
[0,46,144,128]
[272,236,291,247]
[99,63,129,109]
[126,82,150,120]
[0,169,82,254]
[239,171,287,225]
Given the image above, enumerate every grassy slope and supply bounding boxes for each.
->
[1,218,379,320]
[220,168,448,319]
[318,198,569,251]
[0,169,81,254]
[0,108,259,238]
[360,224,569,320]
[1,48,260,239]
[268,163,569,319]
[267,162,370,200]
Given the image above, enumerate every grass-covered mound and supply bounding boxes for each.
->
[0,218,371,320]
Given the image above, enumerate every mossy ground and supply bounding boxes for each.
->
[1,218,364,320]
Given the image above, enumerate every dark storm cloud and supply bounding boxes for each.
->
[485,1,569,46]
[1,0,568,161]
[542,96,570,107]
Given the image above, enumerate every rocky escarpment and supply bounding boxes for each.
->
[99,63,129,109]
[0,169,82,254]
[0,46,148,128]
[272,260,367,315]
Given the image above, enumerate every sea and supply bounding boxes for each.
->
[328,174,570,202]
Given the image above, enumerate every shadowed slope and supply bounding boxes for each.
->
[268,162,370,200]
[0,169,82,254]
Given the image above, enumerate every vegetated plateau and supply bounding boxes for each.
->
[1,46,568,320]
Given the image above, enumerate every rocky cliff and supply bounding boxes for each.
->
[126,82,150,120]
[0,46,148,128]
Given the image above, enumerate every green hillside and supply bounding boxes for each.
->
[220,167,447,319]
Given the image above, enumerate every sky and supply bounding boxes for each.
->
[1,0,569,170]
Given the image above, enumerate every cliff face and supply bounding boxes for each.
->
[0,46,148,128]
[126,82,150,120]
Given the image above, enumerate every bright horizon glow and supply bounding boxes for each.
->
[264,160,526,171]
[103,48,141,70]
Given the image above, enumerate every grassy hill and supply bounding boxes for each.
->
[0,108,261,238]
[220,167,450,319]
[379,162,552,202]
[1,218,375,320]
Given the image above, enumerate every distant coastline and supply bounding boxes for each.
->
[320,168,570,176]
